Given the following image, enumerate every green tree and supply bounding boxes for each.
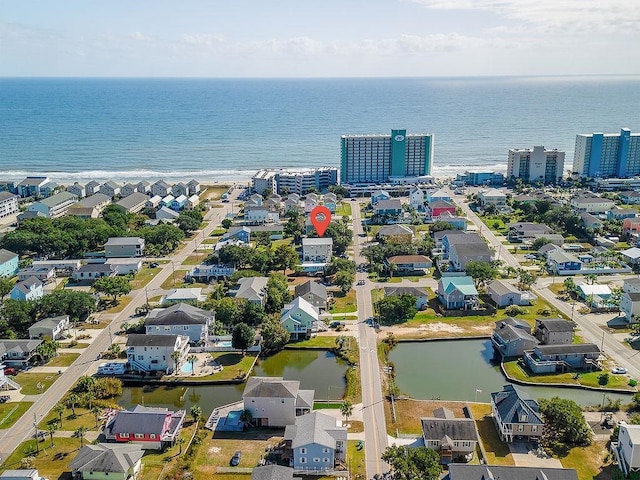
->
[92,276,132,303]
[272,243,299,274]
[260,314,291,354]
[585,273,598,285]
[539,397,592,449]
[54,403,66,428]
[39,290,97,321]
[340,400,353,426]
[139,224,185,255]
[75,425,88,447]
[239,300,266,326]
[375,295,417,325]
[35,337,59,362]
[563,277,577,294]
[190,404,202,424]
[265,273,292,314]
[381,445,441,480]
[176,213,201,233]
[517,269,537,290]
[91,406,101,427]
[239,409,253,429]
[171,350,182,372]
[47,421,58,447]
[213,297,240,326]
[465,260,499,287]
[66,393,79,417]
[0,277,14,302]
[186,354,198,376]
[221,218,232,229]
[334,270,355,295]
[232,322,255,355]
[325,258,356,277]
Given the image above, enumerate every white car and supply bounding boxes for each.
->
[612,367,627,374]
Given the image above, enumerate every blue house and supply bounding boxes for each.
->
[437,275,479,310]
[426,187,451,203]
[222,226,251,244]
[0,249,19,277]
[170,194,188,211]
[607,208,638,221]
[10,277,44,302]
[370,190,391,205]
[547,250,583,275]
[373,199,402,216]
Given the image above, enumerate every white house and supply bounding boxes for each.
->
[615,423,640,476]
[487,280,525,307]
[302,237,333,263]
[104,237,145,258]
[242,376,314,427]
[478,188,507,207]
[145,303,213,344]
[409,186,425,211]
[70,443,144,480]
[280,297,321,339]
[126,334,190,374]
[100,181,121,198]
[621,292,640,324]
[28,315,70,340]
[161,288,206,305]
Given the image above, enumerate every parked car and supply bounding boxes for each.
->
[150,262,159,268]
[357,280,365,285]
[230,450,242,466]
[4,367,16,376]
[612,367,627,374]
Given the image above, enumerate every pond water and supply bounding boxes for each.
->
[389,339,633,407]
[118,349,348,415]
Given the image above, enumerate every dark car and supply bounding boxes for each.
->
[230,450,242,466]
[149,262,159,268]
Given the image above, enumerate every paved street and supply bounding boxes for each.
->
[0,191,235,461]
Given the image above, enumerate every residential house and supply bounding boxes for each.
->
[222,226,251,244]
[115,193,149,214]
[302,237,333,263]
[426,188,451,203]
[478,188,507,207]
[623,278,640,294]
[507,222,554,243]
[16,211,46,223]
[169,194,188,211]
[446,464,578,480]
[0,192,19,218]
[607,207,637,221]
[621,247,640,265]
[17,267,55,283]
[547,249,583,274]
[0,339,42,367]
[620,191,640,205]
[440,231,484,255]
[524,344,600,373]
[136,181,151,194]
[172,182,189,197]
[160,195,175,208]
[370,189,391,205]
[105,258,143,275]
[70,443,144,480]
[0,181,16,193]
[28,191,78,218]
[409,186,425,211]
[146,303,213,344]
[120,183,137,198]
[449,242,493,271]
[491,385,544,443]
[10,277,44,302]
[436,211,467,230]
[103,405,185,450]
[186,194,200,210]
[614,423,640,476]
[105,237,145,258]
[85,180,100,196]
[146,195,162,209]
[67,193,112,219]
[533,233,564,246]
[429,200,456,217]
[66,182,86,198]
[28,315,70,340]
[620,292,640,324]
[0,249,19,277]
[250,193,264,206]
[280,297,321,339]
[243,376,314,427]
[151,180,172,197]
[187,179,200,196]
[228,276,269,306]
[492,317,538,358]
[373,199,402,216]
[72,264,115,283]
[376,224,414,243]
[576,283,612,307]
[295,280,328,312]
[322,193,337,213]
[126,334,190,373]
[16,176,51,198]
[187,264,235,282]
[251,465,295,480]
[304,195,319,214]
[161,288,206,305]
[155,206,179,221]
[100,181,121,198]
[487,280,524,307]
[534,318,574,345]
[421,407,478,464]
[244,206,279,224]
[437,275,479,310]
[384,286,429,309]
[580,212,603,230]
[386,255,432,274]
[538,243,562,258]
[570,196,615,214]
[623,218,640,240]
[284,411,347,471]
[0,471,48,480]
[284,198,302,214]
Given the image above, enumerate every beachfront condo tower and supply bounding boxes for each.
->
[507,146,565,184]
[573,128,640,178]
[340,129,434,185]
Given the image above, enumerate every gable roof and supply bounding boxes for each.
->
[29,315,68,330]
[126,334,181,347]
[447,464,578,480]
[251,465,294,480]
[0,339,43,356]
[107,406,174,436]
[491,385,543,426]
[12,277,43,294]
[284,411,346,449]
[295,280,328,301]
[378,224,413,236]
[420,416,478,441]
[387,255,432,265]
[374,199,402,210]
[146,303,212,326]
[0,249,18,265]
[536,318,574,332]
[450,242,492,257]
[384,286,428,298]
[281,296,319,321]
[488,279,520,296]
[243,376,300,399]
[230,276,269,302]
[105,237,144,246]
[70,443,144,474]
[535,343,600,355]
[440,276,478,296]
[115,192,149,211]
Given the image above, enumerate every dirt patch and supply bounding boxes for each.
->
[208,446,221,454]
[385,398,469,435]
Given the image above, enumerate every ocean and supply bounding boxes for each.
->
[1,76,639,184]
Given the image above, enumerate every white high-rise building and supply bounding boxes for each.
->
[507,146,565,184]
[252,168,338,196]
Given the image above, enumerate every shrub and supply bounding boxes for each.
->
[92,377,123,399]
[505,305,527,316]
[598,373,610,386]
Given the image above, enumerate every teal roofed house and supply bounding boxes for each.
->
[437,275,479,310]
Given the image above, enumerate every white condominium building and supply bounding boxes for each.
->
[507,146,565,184]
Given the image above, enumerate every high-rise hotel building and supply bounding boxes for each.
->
[340,129,434,184]
[573,128,640,178]
[507,146,565,184]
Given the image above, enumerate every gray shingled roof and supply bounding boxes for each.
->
[491,385,543,427]
[251,465,295,480]
[146,303,212,326]
[444,232,485,246]
[0,248,19,264]
[494,324,537,343]
[488,280,520,296]
[295,280,328,301]
[420,416,478,442]
[284,411,347,449]
[384,286,428,297]
[126,334,181,347]
[536,318,574,332]
[12,277,43,294]
[70,443,143,474]
[450,242,492,257]
[447,464,578,480]
[243,376,299,399]
[535,343,599,355]
[115,192,149,211]
[107,408,172,436]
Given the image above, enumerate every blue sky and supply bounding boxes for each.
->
[2,0,639,77]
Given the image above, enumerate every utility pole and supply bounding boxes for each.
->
[33,412,38,454]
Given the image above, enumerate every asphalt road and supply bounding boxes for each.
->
[0,191,235,461]
[351,200,389,479]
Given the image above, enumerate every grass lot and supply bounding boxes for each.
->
[39,406,103,431]
[191,352,259,381]
[1,436,80,479]
[468,403,514,466]
[139,422,198,479]
[329,289,357,314]
[59,342,90,349]
[384,399,467,436]
[182,254,206,266]
[160,269,209,289]
[503,360,635,390]
[46,353,80,368]
[191,430,283,480]
[287,336,341,349]
[347,440,366,479]
[103,295,133,313]
[13,372,59,395]
[129,266,161,290]
[560,440,614,479]
[0,402,33,429]
[202,185,231,200]
[336,202,352,217]
[480,214,510,235]
[348,420,364,433]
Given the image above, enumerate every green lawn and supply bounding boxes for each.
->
[347,440,366,479]
[329,289,357,313]
[559,441,614,479]
[13,372,60,395]
[1,437,80,480]
[468,403,514,466]
[336,202,352,217]
[46,353,80,368]
[39,406,103,432]
[182,254,205,266]
[129,266,161,290]
[188,352,259,381]
[104,295,133,313]
[286,336,340,349]
[58,342,90,349]
[0,402,33,429]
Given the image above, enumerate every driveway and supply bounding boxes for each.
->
[508,442,562,468]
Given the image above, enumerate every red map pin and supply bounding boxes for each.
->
[310,205,331,237]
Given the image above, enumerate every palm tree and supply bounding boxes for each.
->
[91,406,101,428]
[171,350,182,373]
[186,354,198,376]
[54,403,65,428]
[178,436,186,454]
[66,394,79,417]
[47,421,58,448]
[190,405,202,425]
[84,390,95,411]
[239,409,253,430]
[75,426,88,447]
[340,400,353,427]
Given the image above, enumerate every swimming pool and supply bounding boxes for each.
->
[226,410,241,425]
[181,360,197,373]
[215,341,233,348]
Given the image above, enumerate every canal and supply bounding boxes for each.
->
[117,349,348,415]
[389,339,633,406]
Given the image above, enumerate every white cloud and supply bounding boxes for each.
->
[181,33,226,47]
